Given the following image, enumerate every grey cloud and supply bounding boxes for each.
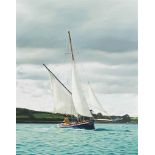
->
[79,37,137,52]
[75,49,137,65]
[91,77,137,94]
[17,0,137,52]
[16,48,70,65]
[17,62,137,94]
[17,47,137,65]
[17,0,89,48]
[85,63,138,77]
[16,0,137,115]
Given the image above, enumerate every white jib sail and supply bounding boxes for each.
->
[87,84,109,115]
[48,71,77,115]
[72,63,92,117]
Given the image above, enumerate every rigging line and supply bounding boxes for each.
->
[43,64,72,95]
[62,49,69,90]
[75,48,91,89]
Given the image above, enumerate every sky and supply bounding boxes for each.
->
[16,0,138,116]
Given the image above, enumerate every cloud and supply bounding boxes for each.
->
[17,0,137,52]
[16,47,137,65]
[17,61,137,94]
[16,79,53,112]
[16,0,138,115]
[96,93,138,116]
[16,79,137,116]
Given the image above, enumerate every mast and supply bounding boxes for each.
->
[68,31,93,117]
[68,31,75,61]
[43,64,72,95]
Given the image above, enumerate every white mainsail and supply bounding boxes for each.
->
[48,70,77,115]
[87,84,109,115]
[72,63,92,117]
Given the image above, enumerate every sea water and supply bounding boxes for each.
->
[16,124,137,155]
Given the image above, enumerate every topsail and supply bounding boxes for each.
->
[87,84,109,115]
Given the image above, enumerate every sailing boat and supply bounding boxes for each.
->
[43,31,107,130]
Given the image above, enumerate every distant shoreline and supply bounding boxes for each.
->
[16,120,138,124]
[16,122,137,124]
[16,120,61,124]
[16,108,138,124]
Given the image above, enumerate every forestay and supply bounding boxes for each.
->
[87,84,109,115]
[48,71,77,115]
[72,63,92,117]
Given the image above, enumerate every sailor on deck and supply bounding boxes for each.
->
[63,115,70,125]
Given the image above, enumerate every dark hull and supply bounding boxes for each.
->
[59,121,95,130]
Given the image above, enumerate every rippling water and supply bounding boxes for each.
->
[16,124,137,155]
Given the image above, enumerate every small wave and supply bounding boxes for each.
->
[95,128,112,131]
[33,128,50,132]
[95,128,130,132]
